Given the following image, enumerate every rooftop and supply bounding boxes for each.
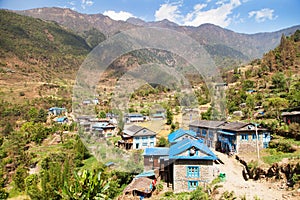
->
[143,147,169,156]
[189,120,226,129]
[169,138,217,160]
[168,129,198,143]
[123,125,157,136]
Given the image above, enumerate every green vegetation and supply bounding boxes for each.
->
[0,10,91,80]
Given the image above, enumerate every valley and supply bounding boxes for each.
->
[0,8,299,200]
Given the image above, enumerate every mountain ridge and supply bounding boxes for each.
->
[14,7,300,65]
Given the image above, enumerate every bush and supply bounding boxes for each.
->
[164,191,173,197]
[0,189,8,200]
[269,140,295,153]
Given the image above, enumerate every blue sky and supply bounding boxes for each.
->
[0,0,299,34]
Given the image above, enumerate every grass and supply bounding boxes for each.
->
[81,156,101,170]
[262,151,300,165]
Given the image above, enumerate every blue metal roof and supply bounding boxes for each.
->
[49,107,65,111]
[56,117,68,122]
[143,147,170,156]
[169,138,217,160]
[217,130,236,136]
[168,129,198,143]
[105,162,114,167]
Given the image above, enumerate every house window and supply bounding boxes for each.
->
[207,140,213,147]
[135,137,140,140]
[209,131,214,139]
[188,181,198,190]
[241,134,248,141]
[142,137,147,142]
[202,129,207,137]
[142,142,148,146]
[187,166,200,178]
[252,133,260,140]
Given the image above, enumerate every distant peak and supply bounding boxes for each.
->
[126,17,146,26]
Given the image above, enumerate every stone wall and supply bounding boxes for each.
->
[173,160,214,193]
[237,133,263,154]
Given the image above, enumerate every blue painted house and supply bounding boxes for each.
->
[143,137,218,193]
[48,107,66,116]
[189,120,271,154]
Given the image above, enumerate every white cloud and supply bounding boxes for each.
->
[248,8,276,23]
[154,2,182,22]
[81,0,94,9]
[154,0,242,28]
[68,1,76,6]
[103,10,136,21]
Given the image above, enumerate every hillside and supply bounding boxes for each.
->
[0,10,97,102]
[16,7,300,67]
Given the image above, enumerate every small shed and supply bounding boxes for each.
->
[123,177,154,198]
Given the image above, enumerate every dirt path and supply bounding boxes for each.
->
[214,151,296,200]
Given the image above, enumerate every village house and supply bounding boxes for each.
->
[48,107,66,116]
[189,120,271,154]
[189,120,226,148]
[119,125,157,150]
[125,113,146,123]
[143,137,219,193]
[91,122,116,137]
[143,147,169,171]
[281,111,300,124]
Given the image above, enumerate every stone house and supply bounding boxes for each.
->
[189,120,226,148]
[170,139,218,192]
[143,136,218,193]
[189,120,271,154]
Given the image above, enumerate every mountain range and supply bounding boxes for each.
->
[15,7,300,66]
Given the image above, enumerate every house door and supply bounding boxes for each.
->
[136,143,139,149]
[150,142,154,147]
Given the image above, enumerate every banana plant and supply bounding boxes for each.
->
[62,169,110,200]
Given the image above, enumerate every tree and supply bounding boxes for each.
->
[98,111,106,119]
[158,137,168,147]
[166,108,173,125]
[272,72,286,91]
[37,108,47,123]
[263,97,288,120]
[293,29,300,42]
[13,166,28,191]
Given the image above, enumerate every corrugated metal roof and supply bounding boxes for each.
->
[56,117,67,122]
[281,111,300,116]
[189,120,226,129]
[143,147,170,156]
[169,138,217,160]
[123,125,157,136]
[168,129,198,143]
